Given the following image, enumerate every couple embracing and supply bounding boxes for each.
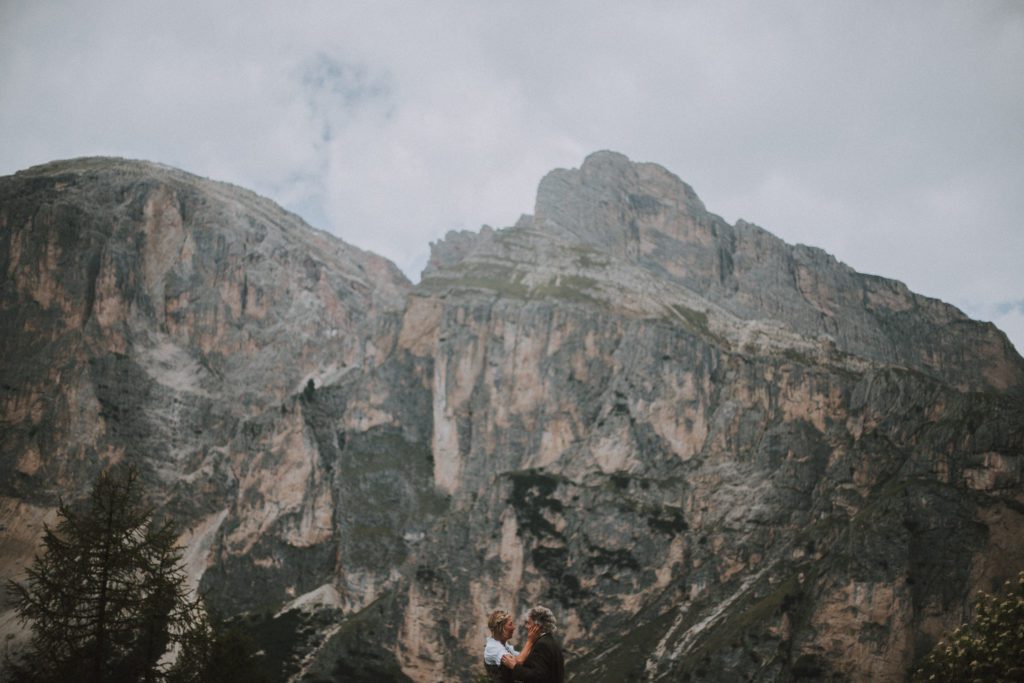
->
[484,605,565,682]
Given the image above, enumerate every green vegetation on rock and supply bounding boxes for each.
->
[422,262,600,305]
[913,572,1024,682]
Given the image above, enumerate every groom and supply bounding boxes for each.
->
[502,605,565,683]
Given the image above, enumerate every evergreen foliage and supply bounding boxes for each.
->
[913,572,1024,682]
[167,611,271,683]
[4,467,261,683]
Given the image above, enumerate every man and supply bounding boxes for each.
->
[501,605,565,683]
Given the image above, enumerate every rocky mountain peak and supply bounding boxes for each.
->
[423,151,1023,394]
[533,150,707,257]
[0,156,412,488]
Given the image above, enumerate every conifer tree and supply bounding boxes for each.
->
[5,467,202,683]
[167,610,271,683]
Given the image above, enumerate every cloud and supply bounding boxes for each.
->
[0,0,1021,351]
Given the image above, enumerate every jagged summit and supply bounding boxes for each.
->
[532,150,708,253]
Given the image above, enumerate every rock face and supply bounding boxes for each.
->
[2,152,1023,681]
[0,157,411,646]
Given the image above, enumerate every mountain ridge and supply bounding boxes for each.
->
[426,150,1022,394]
[1,152,1022,681]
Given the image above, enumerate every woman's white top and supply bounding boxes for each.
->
[484,636,519,666]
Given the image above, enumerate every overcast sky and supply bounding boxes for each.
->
[2,1,1022,352]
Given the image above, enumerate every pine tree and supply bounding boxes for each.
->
[5,467,203,683]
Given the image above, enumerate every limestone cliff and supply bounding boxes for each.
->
[1,153,1022,682]
[0,157,410,647]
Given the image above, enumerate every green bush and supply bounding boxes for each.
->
[913,572,1024,682]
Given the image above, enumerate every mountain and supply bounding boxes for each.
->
[1,152,1022,681]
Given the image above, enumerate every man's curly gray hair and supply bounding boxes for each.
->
[528,605,557,635]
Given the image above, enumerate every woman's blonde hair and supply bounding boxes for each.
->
[487,609,512,639]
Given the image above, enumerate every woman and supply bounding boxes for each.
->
[484,609,540,682]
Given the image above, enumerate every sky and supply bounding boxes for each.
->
[2,1,1022,352]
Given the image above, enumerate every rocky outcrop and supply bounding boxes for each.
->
[1,153,1022,681]
[0,157,410,645]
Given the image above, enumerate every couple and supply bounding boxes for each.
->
[484,605,565,683]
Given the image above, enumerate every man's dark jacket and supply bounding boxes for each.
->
[512,632,565,683]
